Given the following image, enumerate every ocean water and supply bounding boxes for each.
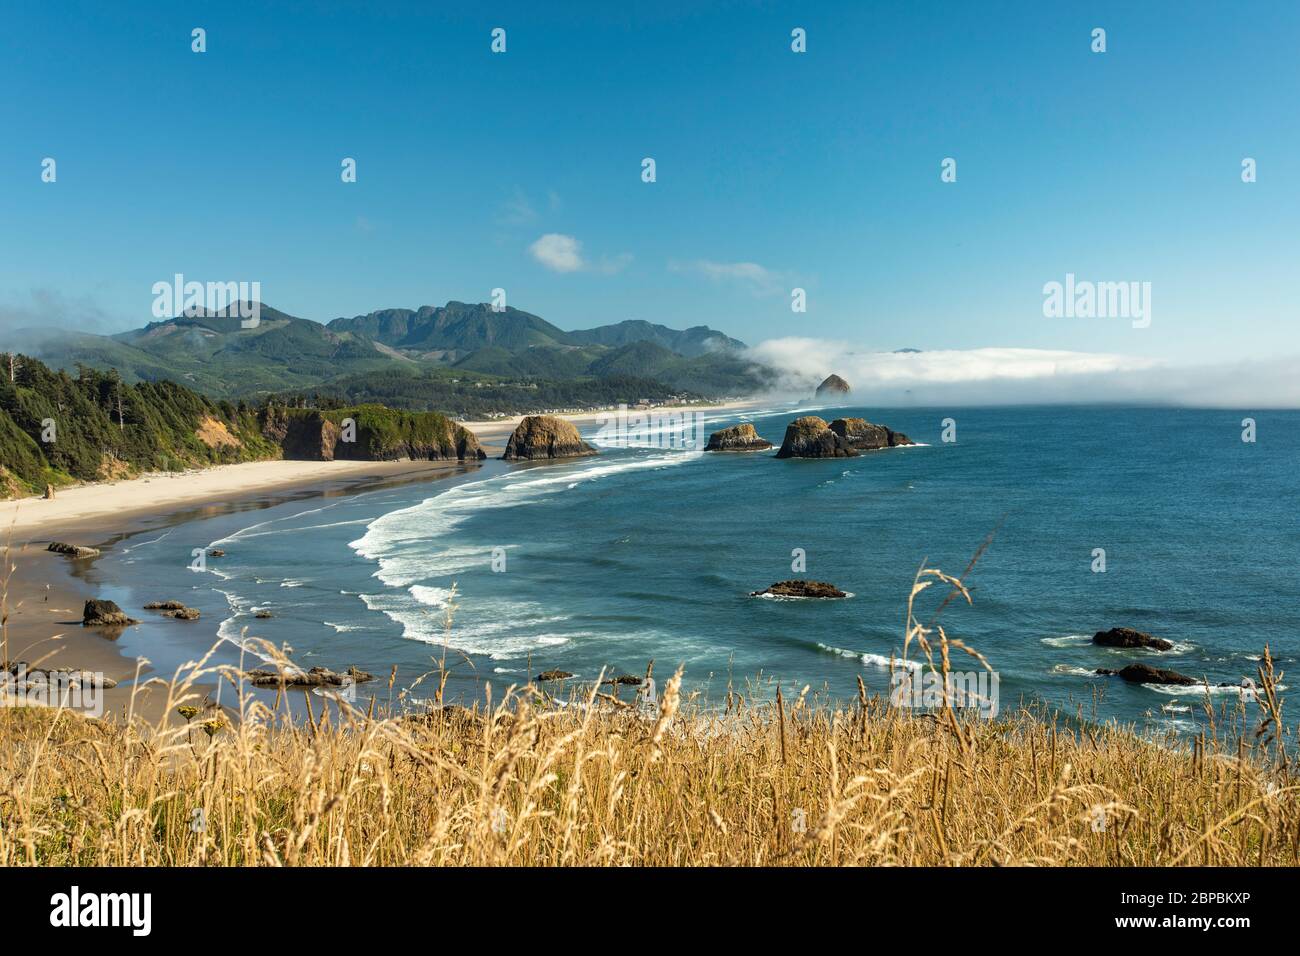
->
[89,405,1300,734]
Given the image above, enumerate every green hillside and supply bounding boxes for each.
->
[0,355,278,496]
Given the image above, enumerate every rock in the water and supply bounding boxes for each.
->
[82,599,139,627]
[144,600,187,610]
[705,423,773,452]
[601,674,642,686]
[535,670,574,682]
[774,417,859,459]
[162,607,201,620]
[501,416,597,461]
[751,579,848,599]
[48,542,100,558]
[815,374,851,398]
[829,418,914,451]
[255,610,274,619]
[244,665,375,688]
[208,548,225,557]
[1092,627,1174,652]
[1096,663,1199,686]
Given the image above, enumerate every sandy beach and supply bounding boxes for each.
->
[1,400,759,722]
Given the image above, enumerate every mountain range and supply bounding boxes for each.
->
[17,301,766,411]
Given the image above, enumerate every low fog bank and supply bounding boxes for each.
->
[744,339,1300,409]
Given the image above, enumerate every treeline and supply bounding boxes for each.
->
[284,371,691,416]
[0,354,277,496]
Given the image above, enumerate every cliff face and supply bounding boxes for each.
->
[774,416,859,459]
[829,417,914,450]
[704,423,773,452]
[501,415,598,460]
[261,406,486,462]
[814,374,851,398]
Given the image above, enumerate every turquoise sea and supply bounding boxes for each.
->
[84,404,1300,734]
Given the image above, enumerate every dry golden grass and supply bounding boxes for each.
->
[2,563,1295,867]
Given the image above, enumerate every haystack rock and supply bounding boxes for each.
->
[1092,627,1174,652]
[501,416,598,461]
[815,374,851,398]
[774,417,859,459]
[829,418,914,450]
[705,423,773,452]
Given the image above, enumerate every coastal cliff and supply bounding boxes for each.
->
[261,405,486,462]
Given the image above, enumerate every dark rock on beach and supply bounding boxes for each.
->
[705,423,773,452]
[815,374,851,398]
[48,541,100,558]
[751,579,848,599]
[3,662,118,690]
[1092,627,1174,651]
[244,665,375,688]
[775,417,859,459]
[82,599,139,627]
[502,416,597,461]
[1096,663,1199,686]
[829,418,914,451]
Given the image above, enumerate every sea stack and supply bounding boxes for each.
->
[502,415,598,461]
[815,374,851,399]
[829,418,914,450]
[774,416,859,459]
[705,423,773,452]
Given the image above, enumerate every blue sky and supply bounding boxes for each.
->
[1,0,1297,366]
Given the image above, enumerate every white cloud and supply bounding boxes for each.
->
[739,339,1300,408]
[528,234,630,275]
[530,233,586,272]
[671,259,785,296]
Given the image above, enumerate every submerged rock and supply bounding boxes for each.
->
[255,610,274,619]
[82,599,139,627]
[502,416,597,461]
[751,580,848,599]
[774,417,859,459]
[815,374,851,398]
[1092,627,1174,652]
[208,548,225,558]
[162,607,200,620]
[48,541,100,558]
[1096,663,1199,686]
[244,665,375,688]
[705,423,773,452]
[535,670,574,682]
[829,417,914,450]
[144,600,187,610]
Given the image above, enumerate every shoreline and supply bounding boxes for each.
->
[2,458,491,723]
[1,399,766,723]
